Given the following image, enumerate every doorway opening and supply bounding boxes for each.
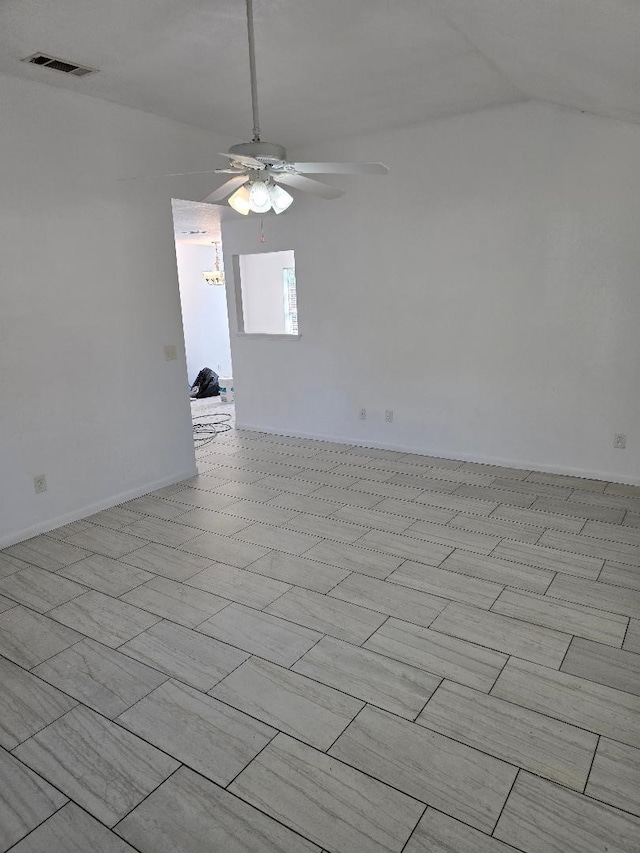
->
[171,198,234,449]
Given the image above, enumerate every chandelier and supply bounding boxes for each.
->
[203,242,225,286]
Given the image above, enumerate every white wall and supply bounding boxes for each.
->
[223,101,640,484]
[239,250,295,334]
[175,242,232,382]
[0,73,233,546]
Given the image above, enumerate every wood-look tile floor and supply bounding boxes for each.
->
[2,429,640,852]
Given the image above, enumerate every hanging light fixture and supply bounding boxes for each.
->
[203,242,225,286]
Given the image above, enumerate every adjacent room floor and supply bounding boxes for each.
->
[1,427,639,852]
[190,397,236,448]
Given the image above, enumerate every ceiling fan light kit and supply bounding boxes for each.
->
[227,181,293,216]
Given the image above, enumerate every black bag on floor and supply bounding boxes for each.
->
[189,367,220,398]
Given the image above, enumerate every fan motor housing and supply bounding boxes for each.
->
[229,141,287,164]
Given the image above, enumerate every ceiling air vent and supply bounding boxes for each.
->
[22,53,96,77]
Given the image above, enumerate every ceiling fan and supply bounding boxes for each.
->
[177,0,389,215]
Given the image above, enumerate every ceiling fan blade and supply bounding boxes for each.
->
[202,175,249,203]
[273,173,344,199]
[118,168,229,181]
[220,152,265,170]
[289,162,389,175]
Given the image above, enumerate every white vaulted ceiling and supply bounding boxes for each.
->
[438,0,640,127]
[0,0,639,148]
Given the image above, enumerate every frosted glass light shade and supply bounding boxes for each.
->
[269,184,294,214]
[248,180,272,213]
[228,185,251,215]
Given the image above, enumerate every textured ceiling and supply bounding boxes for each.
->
[172,199,222,244]
[1,0,639,150]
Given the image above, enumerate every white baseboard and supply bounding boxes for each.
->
[235,421,639,487]
[0,467,198,549]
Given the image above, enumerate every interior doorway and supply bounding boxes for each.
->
[171,198,234,448]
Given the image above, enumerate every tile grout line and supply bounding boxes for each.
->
[543,583,640,621]
[489,768,521,839]
[581,733,601,796]
[321,700,370,755]
[489,651,513,693]
[397,803,429,853]
[286,629,326,670]
[486,660,640,748]
[490,590,628,648]
[110,763,184,835]
[358,612,392,647]
[412,676,445,722]
[2,801,74,853]
[618,616,633,650]
[557,634,576,671]
[323,570,356,596]
[221,729,281,792]
[257,584,292,612]
[25,636,88,672]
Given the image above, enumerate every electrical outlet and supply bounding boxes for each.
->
[385,409,394,423]
[614,433,627,450]
[164,344,177,361]
[33,474,47,494]
[359,408,367,421]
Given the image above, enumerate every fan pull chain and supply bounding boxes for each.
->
[259,217,266,243]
